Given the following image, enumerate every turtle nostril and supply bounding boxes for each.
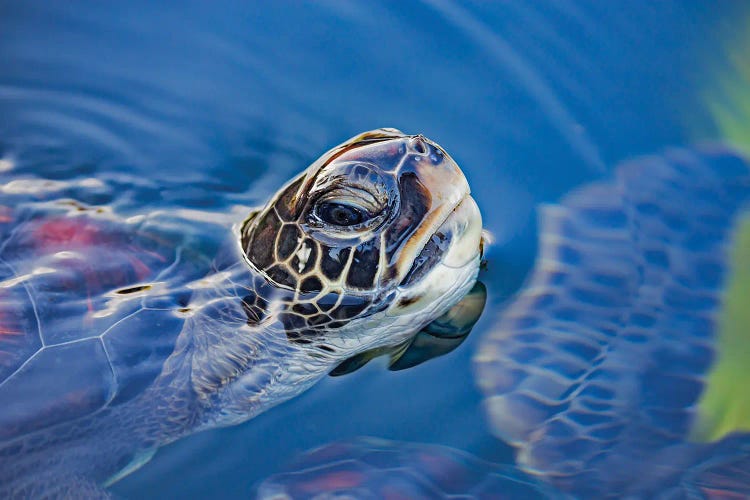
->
[411,136,427,154]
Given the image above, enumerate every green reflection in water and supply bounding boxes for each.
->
[694,14,750,154]
[690,12,750,443]
[695,215,750,441]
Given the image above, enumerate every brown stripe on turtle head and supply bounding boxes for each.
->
[240,173,308,290]
[382,172,431,274]
[379,135,471,286]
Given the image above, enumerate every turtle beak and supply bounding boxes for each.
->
[438,194,483,269]
[390,135,477,285]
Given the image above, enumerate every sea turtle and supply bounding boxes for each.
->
[0,128,486,497]
[257,146,750,498]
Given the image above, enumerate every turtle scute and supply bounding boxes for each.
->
[0,203,199,441]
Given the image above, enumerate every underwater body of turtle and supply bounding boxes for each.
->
[258,146,750,499]
[0,129,486,497]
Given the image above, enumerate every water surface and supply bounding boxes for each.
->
[1,1,747,497]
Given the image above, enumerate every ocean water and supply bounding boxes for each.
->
[1,1,748,497]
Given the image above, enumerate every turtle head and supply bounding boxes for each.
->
[240,128,482,356]
[193,129,482,427]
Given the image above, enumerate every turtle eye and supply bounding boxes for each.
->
[316,201,367,226]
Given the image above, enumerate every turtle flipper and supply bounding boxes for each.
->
[329,281,486,376]
[328,345,392,376]
[389,281,486,371]
[474,146,750,495]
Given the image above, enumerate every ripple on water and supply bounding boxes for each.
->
[0,1,743,498]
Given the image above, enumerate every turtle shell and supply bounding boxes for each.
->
[0,197,207,441]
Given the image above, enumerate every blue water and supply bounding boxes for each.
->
[0,1,746,497]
